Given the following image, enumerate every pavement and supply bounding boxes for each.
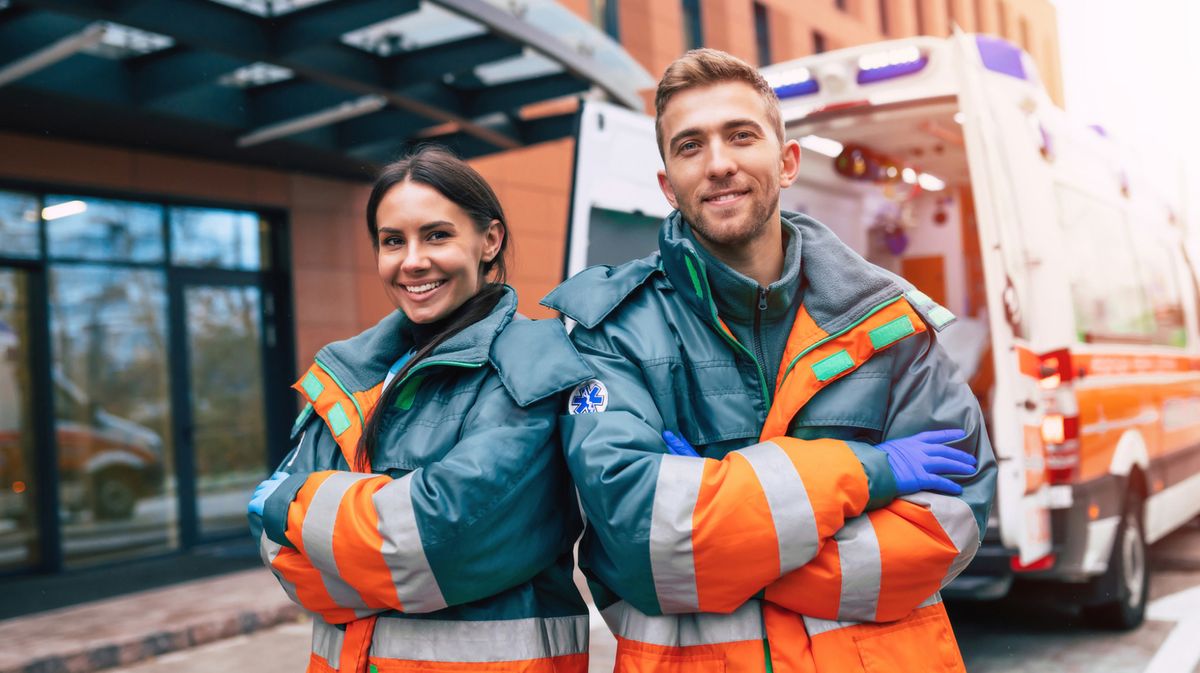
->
[0,567,301,673]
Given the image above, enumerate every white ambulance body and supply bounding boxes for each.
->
[566,33,1200,629]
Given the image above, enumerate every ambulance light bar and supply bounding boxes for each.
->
[857,46,928,84]
[767,66,819,99]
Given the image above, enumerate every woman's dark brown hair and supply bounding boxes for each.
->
[356,145,511,471]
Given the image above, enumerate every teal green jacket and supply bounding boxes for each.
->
[252,287,594,670]
[543,211,997,623]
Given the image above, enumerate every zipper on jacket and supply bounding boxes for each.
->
[753,288,769,402]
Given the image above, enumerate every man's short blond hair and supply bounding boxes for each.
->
[654,48,783,157]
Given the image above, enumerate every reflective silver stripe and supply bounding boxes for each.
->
[312,619,344,669]
[802,613,860,638]
[370,614,588,662]
[373,471,448,612]
[803,592,945,638]
[901,492,980,587]
[302,472,377,613]
[601,600,763,647]
[737,441,819,573]
[835,515,882,621]
[258,532,302,607]
[649,454,704,613]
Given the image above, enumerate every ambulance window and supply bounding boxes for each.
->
[1055,187,1154,344]
[1132,237,1187,347]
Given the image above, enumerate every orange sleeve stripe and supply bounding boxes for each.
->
[332,477,405,611]
[286,470,338,552]
[269,546,360,624]
[691,452,779,612]
[873,502,959,621]
[763,538,843,620]
[774,437,871,537]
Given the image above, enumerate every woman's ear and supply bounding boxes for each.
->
[482,219,505,263]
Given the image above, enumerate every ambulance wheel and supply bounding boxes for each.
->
[1084,487,1148,630]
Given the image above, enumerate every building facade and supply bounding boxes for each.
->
[0,0,1058,586]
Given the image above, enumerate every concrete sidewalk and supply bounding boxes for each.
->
[0,568,301,673]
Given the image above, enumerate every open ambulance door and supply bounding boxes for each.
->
[952,32,1053,565]
[565,100,670,278]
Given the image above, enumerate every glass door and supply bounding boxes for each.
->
[0,268,41,572]
[175,280,271,539]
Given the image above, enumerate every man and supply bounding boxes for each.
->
[543,48,996,673]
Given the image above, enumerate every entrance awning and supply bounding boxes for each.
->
[0,0,654,179]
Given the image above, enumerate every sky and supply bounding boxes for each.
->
[1052,0,1200,235]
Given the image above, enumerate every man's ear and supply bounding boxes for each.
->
[657,169,680,209]
[779,138,801,188]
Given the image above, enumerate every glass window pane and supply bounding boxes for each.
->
[45,196,164,263]
[1056,186,1153,343]
[170,207,268,270]
[0,269,40,571]
[49,265,177,567]
[186,286,266,537]
[0,190,40,259]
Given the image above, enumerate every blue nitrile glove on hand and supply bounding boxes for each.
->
[663,430,700,457]
[874,429,976,496]
[248,471,289,518]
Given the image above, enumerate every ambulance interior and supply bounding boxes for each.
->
[781,99,995,419]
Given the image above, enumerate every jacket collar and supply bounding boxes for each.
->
[683,218,802,324]
[315,285,518,394]
[658,209,904,334]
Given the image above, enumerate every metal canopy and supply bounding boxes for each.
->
[0,0,654,180]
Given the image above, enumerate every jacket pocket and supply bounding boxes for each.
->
[788,373,890,442]
[853,612,964,673]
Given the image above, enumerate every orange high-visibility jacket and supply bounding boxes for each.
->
[252,288,595,673]
[543,211,997,673]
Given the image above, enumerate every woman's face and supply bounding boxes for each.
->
[374,180,503,324]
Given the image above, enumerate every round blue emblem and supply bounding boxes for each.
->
[568,379,609,415]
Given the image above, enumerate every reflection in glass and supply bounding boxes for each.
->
[45,196,164,263]
[186,286,266,536]
[49,265,177,567]
[170,208,268,270]
[0,190,40,259]
[0,270,39,571]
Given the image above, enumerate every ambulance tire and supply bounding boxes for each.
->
[1083,486,1148,630]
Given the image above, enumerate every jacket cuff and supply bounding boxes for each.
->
[847,441,898,510]
[263,472,310,549]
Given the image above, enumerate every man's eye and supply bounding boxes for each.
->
[733,131,753,141]
[679,141,699,154]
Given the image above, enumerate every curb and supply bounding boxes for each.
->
[5,603,304,673]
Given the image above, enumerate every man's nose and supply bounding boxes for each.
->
[705,143,737,180]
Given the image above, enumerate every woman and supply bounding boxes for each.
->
[248,147,593,673]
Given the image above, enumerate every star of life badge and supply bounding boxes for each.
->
[568,379,608,415]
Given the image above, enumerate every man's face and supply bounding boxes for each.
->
[657,81,800,251]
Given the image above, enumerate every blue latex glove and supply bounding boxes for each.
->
[663,430,701,457]
[248,471,289,518]
[874,429,977,496]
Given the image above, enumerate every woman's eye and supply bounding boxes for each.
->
[428,230,450,241]
[382,236,403,247]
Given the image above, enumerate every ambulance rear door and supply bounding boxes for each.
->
[952,32,1060,564]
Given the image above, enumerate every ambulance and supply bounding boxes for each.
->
[564,33,1200,629]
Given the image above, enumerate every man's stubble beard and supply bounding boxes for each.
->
[680,180,780,250]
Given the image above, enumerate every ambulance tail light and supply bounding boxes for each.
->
[1037,348,1074,389]
[1043,414,1080,484]
[1010,552,1056,573]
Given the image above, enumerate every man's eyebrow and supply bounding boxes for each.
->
[668,118,766,150]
